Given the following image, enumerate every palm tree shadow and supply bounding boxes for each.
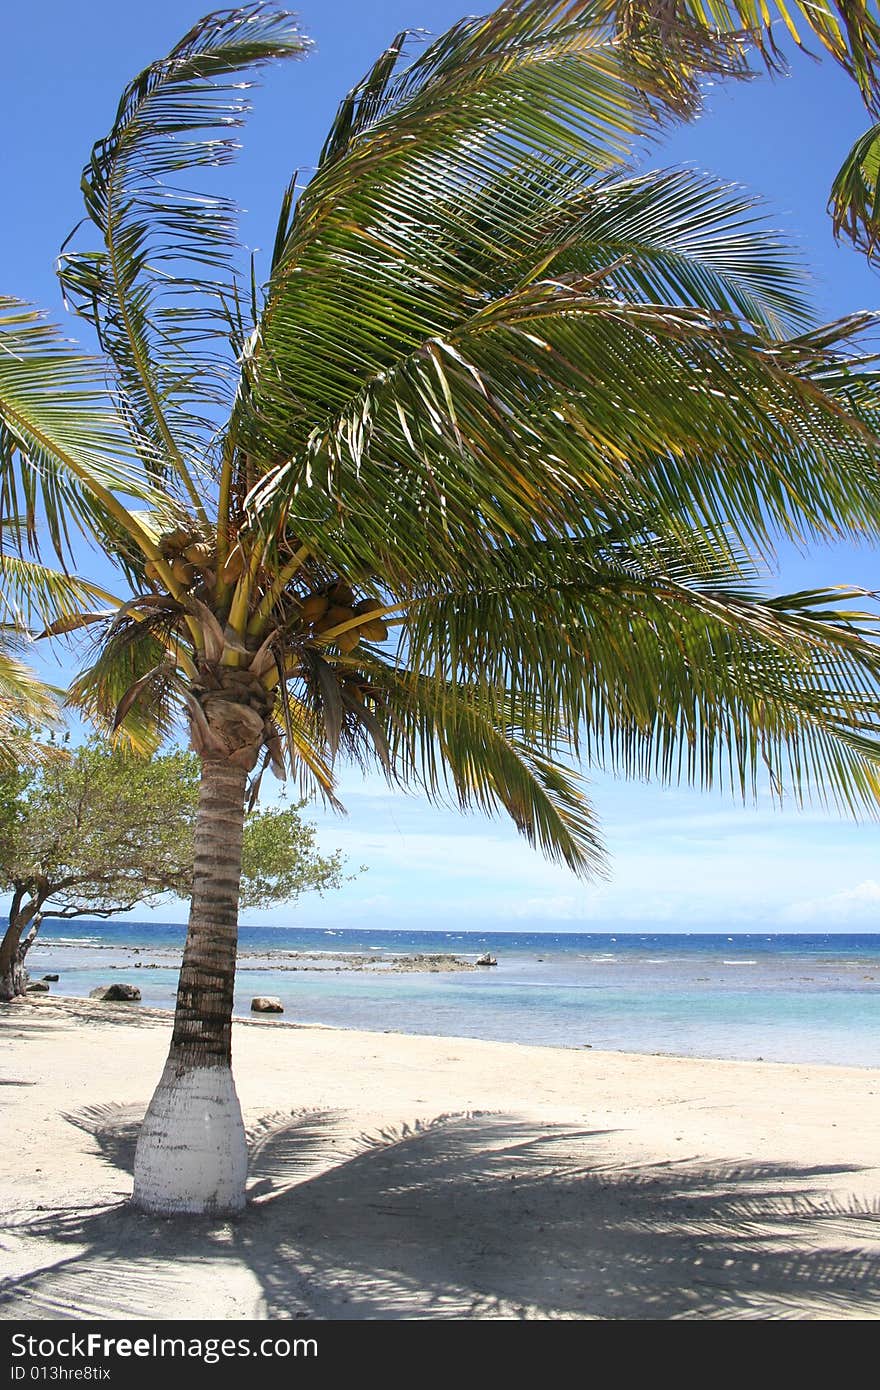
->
[2,1107,878,1320]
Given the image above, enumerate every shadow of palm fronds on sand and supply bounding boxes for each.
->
[1,1107,878,1320]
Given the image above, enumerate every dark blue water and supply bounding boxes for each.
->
[25,919,880,960]
[19,921,880,1066]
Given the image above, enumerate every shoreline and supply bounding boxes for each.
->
[9,991,880,1071]
[24,931,880,1070]
[2,996,879,1319]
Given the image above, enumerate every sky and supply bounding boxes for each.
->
[3,1,880,933]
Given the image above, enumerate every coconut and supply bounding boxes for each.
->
[315,605,354,633]
[329,580,355,606]
[300,594,329,624]
[172,559,196,585]
[360,618,389,642]
[338,629,361,654]
[221,545,245,583]
[159,527,193,553]
[184,543,213,566]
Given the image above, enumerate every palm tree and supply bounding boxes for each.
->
[4,0,880,1214]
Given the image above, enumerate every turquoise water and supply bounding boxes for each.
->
[20,922,880,1066]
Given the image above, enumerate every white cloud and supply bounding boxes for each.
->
[780,880,880,927]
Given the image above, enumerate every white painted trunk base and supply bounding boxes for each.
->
[132,1061,248,1215]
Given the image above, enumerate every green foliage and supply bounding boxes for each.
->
[0,760,32,851]
[0,740,351,918]
[240,806,349,910]
[0,741,200,915]
[831,122,880,254]
[56,5,310,490]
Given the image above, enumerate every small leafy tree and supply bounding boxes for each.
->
[239,804,347,910]
[0,740,349,999]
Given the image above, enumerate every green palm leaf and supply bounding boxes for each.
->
[232,11,879,582]
[399,528,880,817]
[594,0,880,257]
[830,122,880,254]
[66,614,185,756]
[0,632,62,768]
[241,6,748,469]
[247,282,880,587]
[386,679,606,877]
[57,3,309,504]
[295,648,606,875]
[605,0,880,112]
[0,298,168,560]
[0,555,115,633]
[250,160,812,471]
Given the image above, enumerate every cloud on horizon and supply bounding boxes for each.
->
[779,880,880,927]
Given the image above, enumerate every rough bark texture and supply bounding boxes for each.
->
[132,751,251,1214]
[0,943,28,1001]
[0,898,40,1002]
[169,756,248,1067]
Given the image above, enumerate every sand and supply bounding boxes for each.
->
[1,995,878,1321]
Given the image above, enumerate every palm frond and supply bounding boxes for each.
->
[246,279,880,587]
[0,554,116,632]
[830,121,880,255]
[270,680,342,809]
[606,0,880,115]
[400,529,880,817]
[57,3,309,494]
[238,1,750,464]
[248,158,812,472]
[546,167,813,337]
[340,658,605,876]
[0,639,62,767]
[235,15,879,579]
[66,615,186,754]
[0,298,168,560]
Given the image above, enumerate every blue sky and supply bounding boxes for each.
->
[3,2,880,932]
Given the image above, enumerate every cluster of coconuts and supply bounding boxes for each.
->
[300,581,389,653]
[144,527,219,589]
[142,534,389,652]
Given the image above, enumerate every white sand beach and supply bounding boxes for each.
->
[1,995,878,1320]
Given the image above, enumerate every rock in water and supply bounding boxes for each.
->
[475,953,498,967]
[25,981,50,993]
[42,974,59,982]
[89,983,142,1002]
[251,996,284,1014]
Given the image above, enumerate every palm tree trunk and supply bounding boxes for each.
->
[132,755,250,1214]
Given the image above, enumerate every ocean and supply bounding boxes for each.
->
[18,921,880,1067]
